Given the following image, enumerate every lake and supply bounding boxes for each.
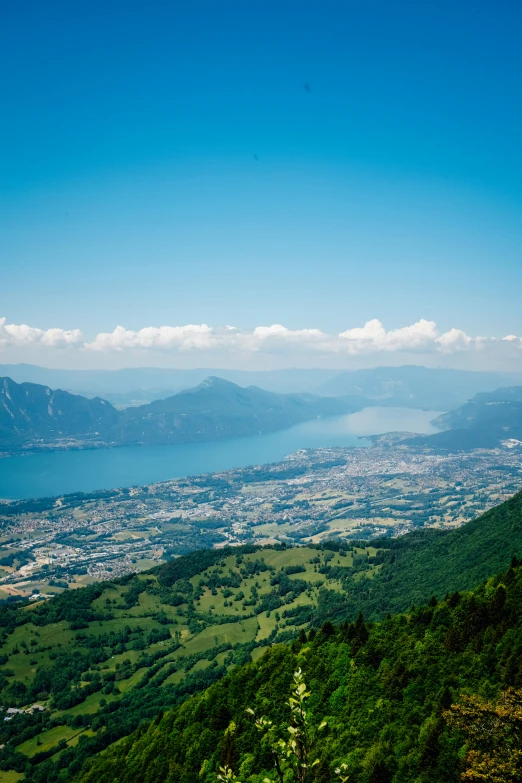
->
[0,406,441,500]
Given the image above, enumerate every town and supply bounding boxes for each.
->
[1,435,521,598]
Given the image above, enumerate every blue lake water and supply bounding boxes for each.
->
[0,407,441,500]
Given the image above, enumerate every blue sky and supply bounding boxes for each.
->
[1,0,522,369]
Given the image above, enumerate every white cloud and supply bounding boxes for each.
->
[1,315,521,361]
[435,328,474,354]
[339,319,438,354]
[503,334,522,349]
[81,319,522,357]
[87,323,331,354]
[85,324,218,352]
[252,324,324,341]
[40,328,84,347]
[248,325,328,352]
[0,318,83,348]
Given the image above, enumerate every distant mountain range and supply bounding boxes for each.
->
[409,386,522,451]
[0,365,341,405]
[316,365,521,410]
[1,363,520,410]
[113,376,361,445]
[0,376,362,454]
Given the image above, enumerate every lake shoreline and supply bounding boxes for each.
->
[0,411,365,459]
[0,407,442,501]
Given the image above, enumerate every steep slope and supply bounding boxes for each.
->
[114,377,361,445]
[73,560,522,783]
[0,377,119,450]
[344,489,522,620]
[409,386,522,451]
[1,492,522,781]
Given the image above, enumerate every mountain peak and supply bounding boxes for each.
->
[191,376,241,393]
[200,375,237,387]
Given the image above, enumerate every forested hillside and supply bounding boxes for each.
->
[0,544,381,781]
[341,489,522,620]
[75,557,522,783]
[0,491,521,781]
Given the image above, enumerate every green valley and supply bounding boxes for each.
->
[0,544,381,781]
[0,490,522,781]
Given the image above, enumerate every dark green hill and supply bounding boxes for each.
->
[73,558,522,783]
[1,492,521,781]
[343,489,522,620]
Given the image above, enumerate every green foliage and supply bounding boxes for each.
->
[1,491,522,781]
[332,490,522,620]
[244,667,327,783]
[30,584,106,626]
[72,557,522,783]
[0,544,359,780]
[158,546,258,587]
[445,688,522,781]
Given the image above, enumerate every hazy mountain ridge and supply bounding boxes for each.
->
[408,385,522,451]
[4,370,522,455]
[0,376,362,453]
[114,376,361,445]
[1,364,520,409]
[317,365,519,410]
[433,385,522,430]
[0,365,343,403]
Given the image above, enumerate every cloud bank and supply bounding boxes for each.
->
[0,318,83,349]
[1,316,521,359]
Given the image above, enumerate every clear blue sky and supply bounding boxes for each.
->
[1,0,522,368]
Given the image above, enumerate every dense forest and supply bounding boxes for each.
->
[331,489,522,620]
[75,556,522,783]
[0,491,521,781]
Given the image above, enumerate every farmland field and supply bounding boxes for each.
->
[0,543,380,777]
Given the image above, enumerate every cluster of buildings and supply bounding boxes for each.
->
[0,439,521,595]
